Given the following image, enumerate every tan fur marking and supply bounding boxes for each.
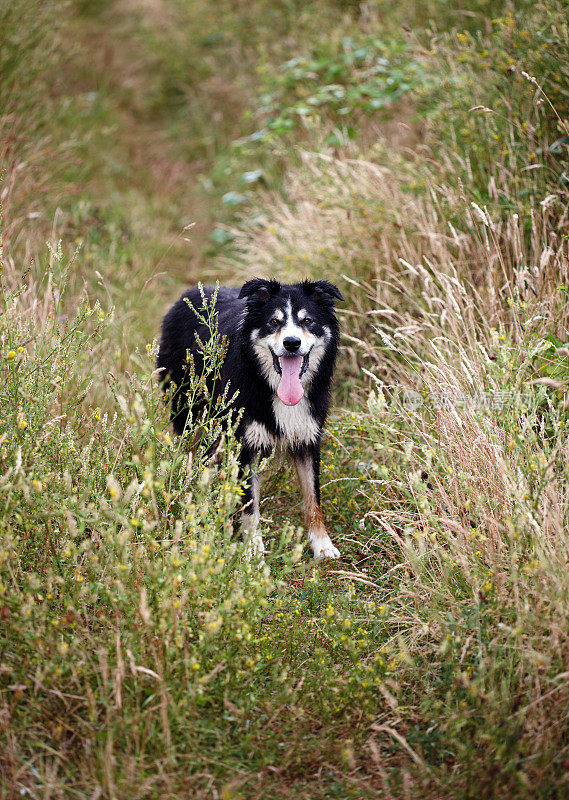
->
[294,454,340,558]
[295,456,326,537]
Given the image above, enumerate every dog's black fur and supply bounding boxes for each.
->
[157,278,343,558]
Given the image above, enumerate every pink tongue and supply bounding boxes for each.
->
[277,355,304,406]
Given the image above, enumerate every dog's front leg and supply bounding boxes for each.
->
[239,447,264,558]
[293,444,340,559]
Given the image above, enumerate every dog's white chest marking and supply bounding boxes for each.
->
[244,420,276,451]
[245,403,319,450]
[272,396,319,445]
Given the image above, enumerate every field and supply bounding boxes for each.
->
[1,0,569,797]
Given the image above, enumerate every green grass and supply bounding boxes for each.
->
[1,0,569,797]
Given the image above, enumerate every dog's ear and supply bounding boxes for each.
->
[238,278,280,303]
[303,280,344,303]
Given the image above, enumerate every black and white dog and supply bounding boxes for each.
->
[157,278,343,558]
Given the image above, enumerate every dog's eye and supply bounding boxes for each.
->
[302,318,312,326]
[269,317,279,327]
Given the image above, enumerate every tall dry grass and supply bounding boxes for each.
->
[220,83,569,789]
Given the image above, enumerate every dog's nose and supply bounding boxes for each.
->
[283,336,301,353]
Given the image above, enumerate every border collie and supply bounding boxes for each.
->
[156,278,343,559]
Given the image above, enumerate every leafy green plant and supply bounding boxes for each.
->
[243,36,426,145]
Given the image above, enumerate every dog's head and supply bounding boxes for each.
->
[238,278,343,406]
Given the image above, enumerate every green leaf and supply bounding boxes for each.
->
[548,135,569,154]
[221,192,247,208]
[210,228,234,246]
[247,128,269,142]
[240,169,266,185]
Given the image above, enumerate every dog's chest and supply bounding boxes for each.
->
[272,396,319,446]
[243,398,319,451]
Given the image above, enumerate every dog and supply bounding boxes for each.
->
[156,278,343,558]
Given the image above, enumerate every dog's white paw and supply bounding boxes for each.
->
[311,536,340,559]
